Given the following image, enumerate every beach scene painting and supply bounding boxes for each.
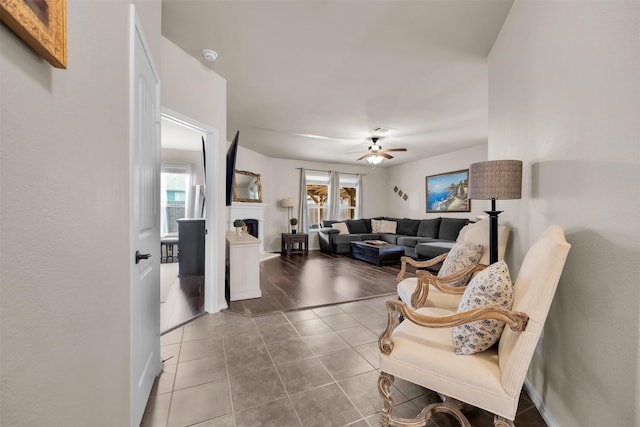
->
[426,169,470,213]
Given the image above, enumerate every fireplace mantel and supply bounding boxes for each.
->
[227,202,267,253]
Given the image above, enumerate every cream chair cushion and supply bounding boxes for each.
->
[397,277,463,310]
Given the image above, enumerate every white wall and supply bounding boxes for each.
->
[160,37,227,312]
[386,144,487,221]
[489,2,640,426]
[0,1,161,424]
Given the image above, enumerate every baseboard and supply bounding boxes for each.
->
[524,379,559,427]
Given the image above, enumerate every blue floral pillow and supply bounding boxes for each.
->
[437,240,483,287]
[452,260,514,355]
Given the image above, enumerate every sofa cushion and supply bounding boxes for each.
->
[415,242,455,260]
[397,219,421,236]
[417,218,441,238]
[452,260,514,355]
[333,234,363,245]
[346,219,369,234]
[371,219,382,233]
[380,234,399,244]
[438,218,469,240]
[331,222,349,234]
[438,240,483,287]
[396,236,420,247]
[379,220,397,234]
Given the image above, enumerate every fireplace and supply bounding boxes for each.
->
[227,202,266,253]
[243,219,259,239]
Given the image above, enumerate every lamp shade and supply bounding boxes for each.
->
[281,198,298,208]
[469,160,523,200]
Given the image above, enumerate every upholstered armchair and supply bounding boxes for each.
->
[378,225,571,427]
[397,219,510,310]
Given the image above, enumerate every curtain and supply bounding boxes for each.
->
[329,170,341,220]
[298,168,308,233]
[356,173,363,218]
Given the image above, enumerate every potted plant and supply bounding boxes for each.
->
[233,219,245,234]
[289,217,298,234]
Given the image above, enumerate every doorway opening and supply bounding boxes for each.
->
[160,113,207,333]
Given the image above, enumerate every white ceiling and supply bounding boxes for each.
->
[161,0,513,167]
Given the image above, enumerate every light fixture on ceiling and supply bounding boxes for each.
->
[367,155,384,165]
[202,49,218,62]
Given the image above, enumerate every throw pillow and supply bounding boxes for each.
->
[452,260,514,355]
[346,219,369,234]
[438,218,469,241]
[379,220,397,234]
[331,222,349,235]
[397,219,421,236]
[371,219,382,233]
[417,217,441,238]
[437,240,483,287]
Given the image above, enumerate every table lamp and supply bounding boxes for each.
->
[469,160,523,264]
[281,198,298,232]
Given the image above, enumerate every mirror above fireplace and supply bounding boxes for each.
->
[233,169,262,203]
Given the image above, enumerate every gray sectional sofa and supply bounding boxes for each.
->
[318,217,469,260]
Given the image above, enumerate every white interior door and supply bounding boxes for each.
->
[130,6,161,426]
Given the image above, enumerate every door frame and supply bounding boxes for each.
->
[161,107,224,314]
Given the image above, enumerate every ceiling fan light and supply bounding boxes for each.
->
[367,155,384,165]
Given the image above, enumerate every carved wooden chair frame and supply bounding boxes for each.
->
[377,299,529,427]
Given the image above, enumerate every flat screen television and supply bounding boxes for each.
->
[225,130,239,206]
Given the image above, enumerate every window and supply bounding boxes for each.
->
[305,170,330,230]
[339,173,359,220]
[304,170,360,230]
[161,164,193,236]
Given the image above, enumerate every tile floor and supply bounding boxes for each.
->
[141,296,546,427]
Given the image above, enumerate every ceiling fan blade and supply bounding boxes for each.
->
[380,152,393,159]
[383,148,407,152]
[357,153,374,161]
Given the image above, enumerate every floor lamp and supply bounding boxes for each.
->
[281,198,298,233]
[469,160,523,264]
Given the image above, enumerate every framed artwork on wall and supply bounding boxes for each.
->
[0,0,67,68]
[426,169,471,213]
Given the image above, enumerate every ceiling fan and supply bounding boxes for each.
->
[355,137,407,164]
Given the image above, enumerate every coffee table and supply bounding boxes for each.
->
[350,241,405,266]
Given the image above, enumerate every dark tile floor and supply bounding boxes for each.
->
[141,296,546,427]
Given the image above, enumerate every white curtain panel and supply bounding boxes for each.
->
[329,170,341,220]
[356,173,363,218]
[298,168,308,232]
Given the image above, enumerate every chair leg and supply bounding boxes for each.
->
[494,415,515,427]
[378,372,395,426]
[378,372,472,427]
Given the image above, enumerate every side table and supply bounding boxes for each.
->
[281,233,309,256]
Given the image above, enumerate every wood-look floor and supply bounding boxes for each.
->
[227,250,417,316]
